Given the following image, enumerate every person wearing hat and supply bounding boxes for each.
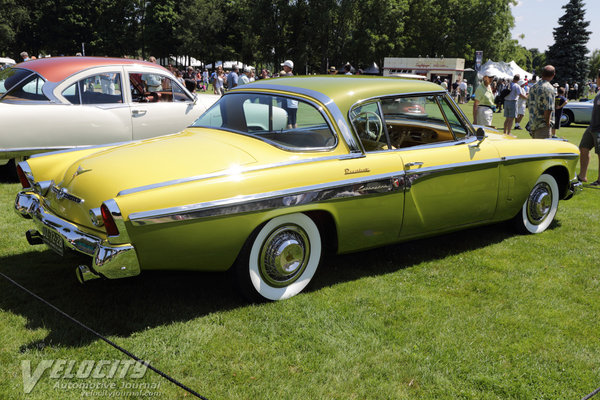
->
[281,60,294,76]
[329,66,337,75]
[473,73,496,127]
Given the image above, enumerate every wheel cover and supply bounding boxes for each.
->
[526,182,553,225]
[259,225,310,287]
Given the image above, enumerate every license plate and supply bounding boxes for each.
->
[42,226,64,256]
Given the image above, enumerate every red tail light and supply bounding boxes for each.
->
[16,164,31,188]
[100,204,119,236]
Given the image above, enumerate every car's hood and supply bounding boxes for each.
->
[46,129,258,227]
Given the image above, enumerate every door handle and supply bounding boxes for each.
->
[404,161,424,168]
[132,109,147,116]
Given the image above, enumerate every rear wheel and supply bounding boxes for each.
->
[514,174,559,234]
[234,213,322,301]
[561,110,573,127]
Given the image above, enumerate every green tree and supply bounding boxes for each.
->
[546,0,590,86]
[588,49,600,79]
[0,0,29,57]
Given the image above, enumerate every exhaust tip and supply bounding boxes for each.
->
[76,265,101,283]
[26,230,43,245]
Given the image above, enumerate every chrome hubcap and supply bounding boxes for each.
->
[527,182,552,224]
[259,225,310,287]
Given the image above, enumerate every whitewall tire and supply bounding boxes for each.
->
[237,213,322,301]
[515,173,559,234]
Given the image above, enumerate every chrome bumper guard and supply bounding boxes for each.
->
[566,178,583,200]
[14,191,141,282]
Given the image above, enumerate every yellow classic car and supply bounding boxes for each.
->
[14,77,582,301]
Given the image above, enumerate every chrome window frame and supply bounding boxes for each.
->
[230,84,362,153]
[349,91,477,154]
[192,90,339,153]
[0,68,36,100]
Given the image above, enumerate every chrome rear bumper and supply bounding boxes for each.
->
[14,191,140,282]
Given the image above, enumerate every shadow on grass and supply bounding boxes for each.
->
[0,218,545,349]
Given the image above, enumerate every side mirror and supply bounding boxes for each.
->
[476,127,486,142]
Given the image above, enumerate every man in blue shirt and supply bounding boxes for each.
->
[227,66,239,90]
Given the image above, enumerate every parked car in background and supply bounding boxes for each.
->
[15,77,581,301]
[0,57,219,174]
[560,99,593,127]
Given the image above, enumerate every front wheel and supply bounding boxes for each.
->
[234,213,322,301]
[514,173,559,234]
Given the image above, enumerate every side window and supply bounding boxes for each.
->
[350,102,388,151]
[131,73,191,103]
[193,93,336,150]
[380,95,456,148]
[63,73,122,105]
[1,73,48,101]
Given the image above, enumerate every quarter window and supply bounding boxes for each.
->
[193,93,336,150]
[1,72,48,102]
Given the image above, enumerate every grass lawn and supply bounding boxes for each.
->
[1,104,599,399]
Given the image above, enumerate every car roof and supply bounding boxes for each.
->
[234,76,444,111]
[13,56,169,82]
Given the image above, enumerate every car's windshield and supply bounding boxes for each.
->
[0,68,35,98]
[193,93,336,150]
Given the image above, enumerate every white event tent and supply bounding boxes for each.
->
[478,60,533,81]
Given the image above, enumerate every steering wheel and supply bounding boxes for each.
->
[355,111,384,142]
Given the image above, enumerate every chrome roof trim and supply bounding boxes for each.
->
[117,153,365,197]
[129,171,405,226]
[233,83,361,153]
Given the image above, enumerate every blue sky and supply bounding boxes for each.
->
[510,0,599,53]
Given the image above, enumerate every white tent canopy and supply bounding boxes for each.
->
[478,60,532,81]
[205,61,244,69]
[0,57,16,65]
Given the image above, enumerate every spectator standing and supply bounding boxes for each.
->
[441,79,448,91]
[227,66,239,90]
[503,74,522,136]
[202,69,209,92]
[20,51,29,62]
[239,67,251,85]
[452,79,460,101]
[473,73,496,127]
[514,80,529,130]
[527,65,556,139]
[279,60,297,128]
[553,87,568,137]
[344,64,352,75]
[458,79,468,103]
[183,66,196,93]
[329,66,337,75]
[281,60,294,76]
[214,66,226,96]
[578,70,600,184]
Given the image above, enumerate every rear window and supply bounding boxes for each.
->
[0,68,35,98]
[1,71,48,102]
[193,93,336,150]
